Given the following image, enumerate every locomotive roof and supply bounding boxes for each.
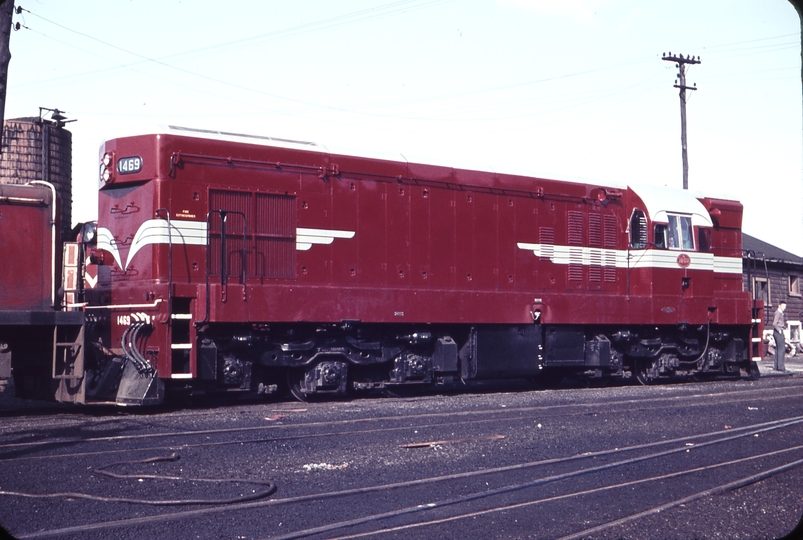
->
[630,184,714,227]
[125,125,623,189]
[105,126,738,221]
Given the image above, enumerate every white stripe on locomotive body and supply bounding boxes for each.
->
[100,218,741,275]
[126,219,207,270]
[296,228,356,251]
[97,220,206,272]
[97,221,357,271]
[712,256,744,274]
[516,242,743,274]
[96,226,124,270]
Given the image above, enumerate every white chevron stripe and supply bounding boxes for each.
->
[96,227,123,270]
[517,242,742,274]
[97,221,357,270]
[126,220,206,270]
[296,227,355,251]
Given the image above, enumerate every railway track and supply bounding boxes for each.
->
[2,382,801,461]
[2,378,802,539]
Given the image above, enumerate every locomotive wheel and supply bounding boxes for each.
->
[286,368,311,402]
[635,360,654,385]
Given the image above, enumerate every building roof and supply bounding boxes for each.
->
[742,233,803,265]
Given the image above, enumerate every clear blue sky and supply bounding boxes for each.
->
[6,1,802,254]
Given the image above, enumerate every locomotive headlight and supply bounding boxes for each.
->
[100,153,114,184]
[80,222,97,245]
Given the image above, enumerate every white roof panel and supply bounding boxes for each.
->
[631,184,713,227]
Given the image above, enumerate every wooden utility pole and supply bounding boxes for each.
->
[662,52,700,190]
[788,1,803,257]
[0,0,13,131]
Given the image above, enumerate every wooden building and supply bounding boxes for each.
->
[743,233,803,351]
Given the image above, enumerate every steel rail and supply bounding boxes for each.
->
[263,418,803,540]
[559,455,803,540]
[2,384,802,457]
[9,416,803,539]
[6,408,798,466]
[4,377,798,431]
[322,444,803,540]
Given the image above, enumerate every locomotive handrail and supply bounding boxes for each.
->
[155,209,173,324]
[170,151,338,180]
[169,151,606,203]
[743,249,770,299]
[624,242,660,298]
[84,299,164,310]
[0,195,46,204]
[202,210,247,324]
[742,248,769,324]
[28,181,58,308]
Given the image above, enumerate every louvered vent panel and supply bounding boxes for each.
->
[568,211,584,245]
[539,227,555,260]
[255,193,296,279]
[589,214,602,282]
[604,215,618,283]
[209,190,251,277]
[567,212,584,282]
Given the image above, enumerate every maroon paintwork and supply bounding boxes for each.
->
[1,183,85,403]
[0,183,55,311]
[93,130,754,384]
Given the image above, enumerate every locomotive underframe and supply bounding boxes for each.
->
[160,319,754,401]
[43,292,758,405]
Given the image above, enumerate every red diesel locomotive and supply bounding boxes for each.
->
[3,127,763,405]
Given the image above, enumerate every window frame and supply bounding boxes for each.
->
[628,209,648,249]
[698,228,712,253]
[754,276,770,306]
[789,275,801,297]
[654,213,695,251]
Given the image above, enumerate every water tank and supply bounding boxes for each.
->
[0,116,73,241]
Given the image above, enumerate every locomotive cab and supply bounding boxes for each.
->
[626,185,716,298]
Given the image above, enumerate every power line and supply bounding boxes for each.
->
[14,0,455,111]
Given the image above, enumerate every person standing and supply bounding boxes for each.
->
[772,301,788,372]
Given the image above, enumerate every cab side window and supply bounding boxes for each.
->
[698,228,711,252]
[629,210,648,249]
[654,224,667,249]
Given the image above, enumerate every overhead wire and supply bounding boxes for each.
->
[10,4,801,128]
[13,25,293,119]
[14,1,458,112]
